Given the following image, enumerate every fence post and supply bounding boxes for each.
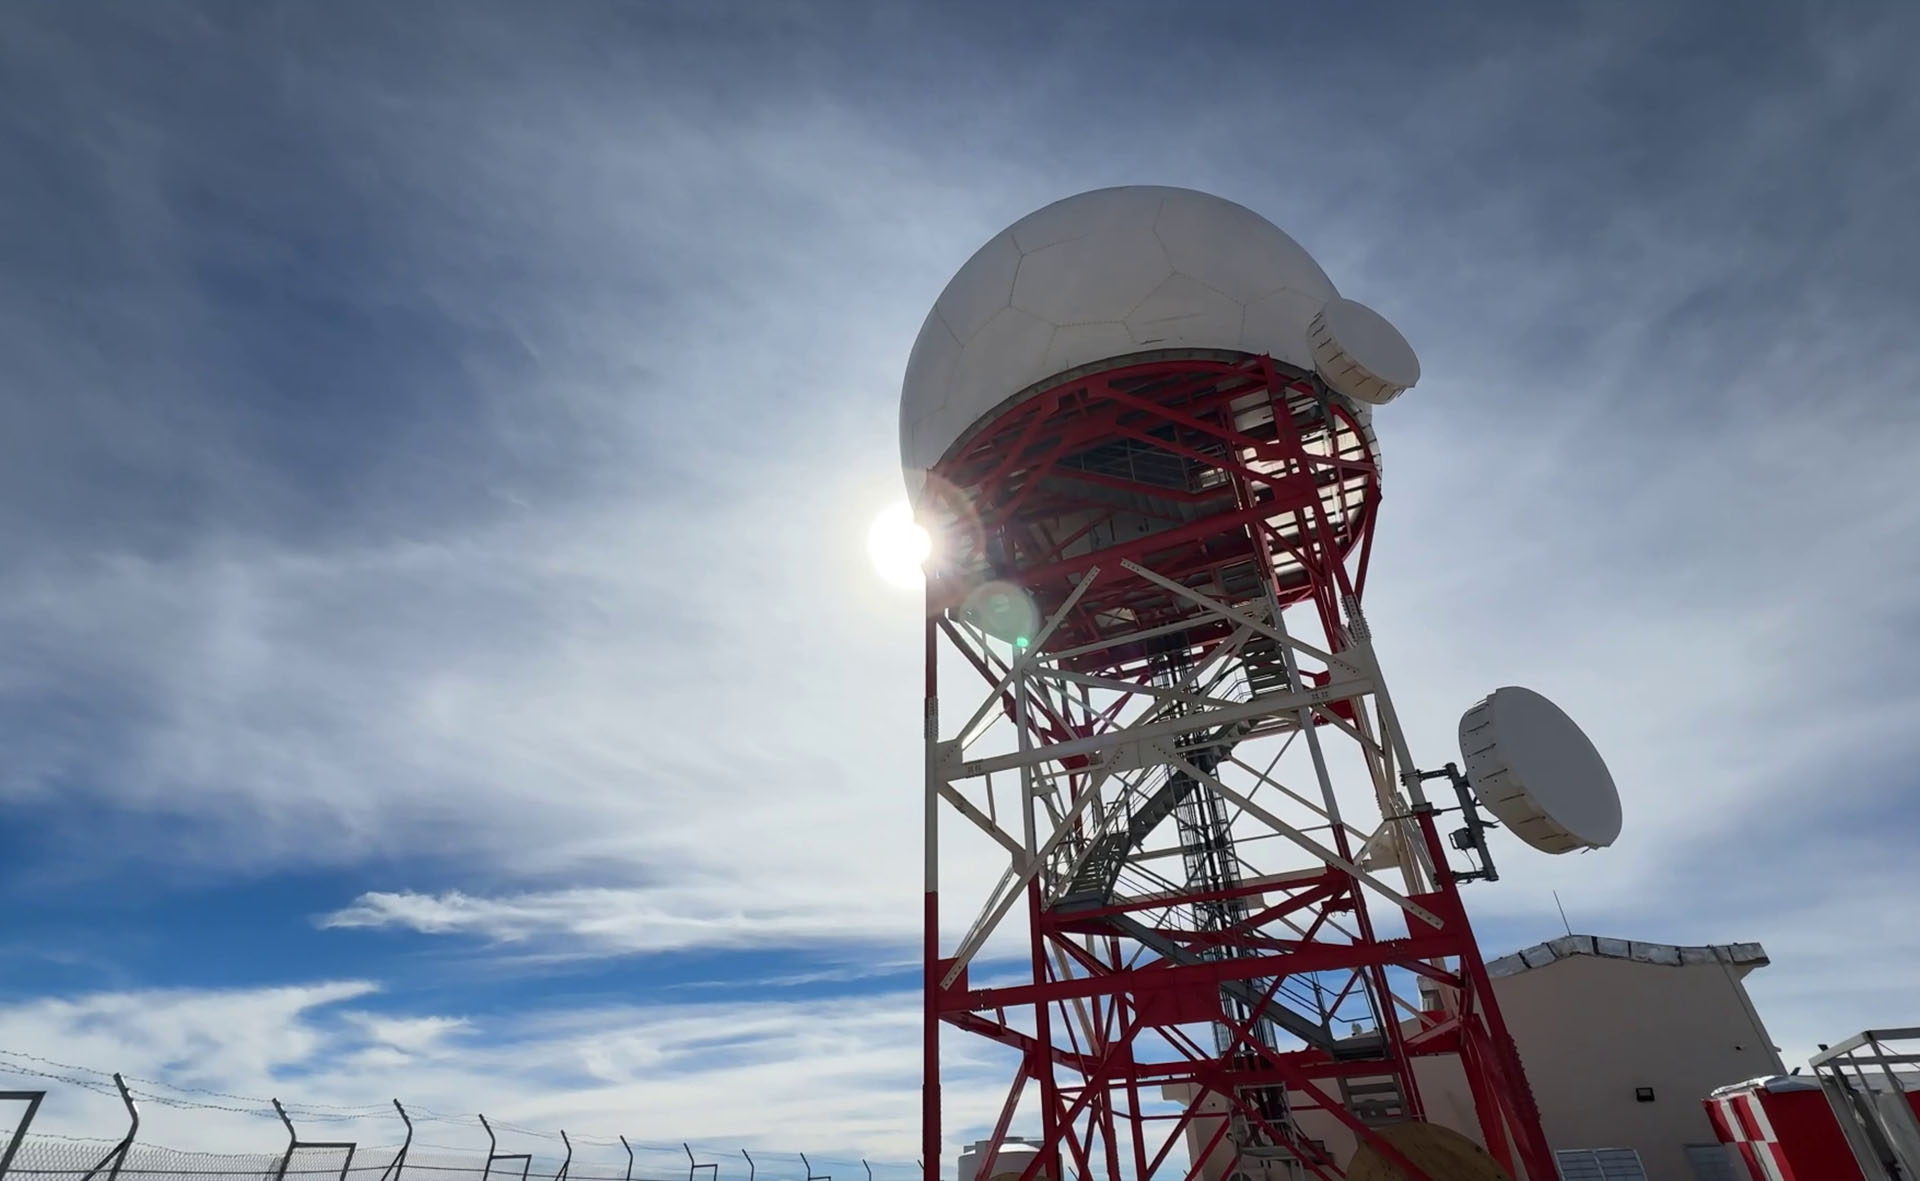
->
[272,1099,358,1181]
[2,1077,909,1181]
[378,1101,412,1181]
[80,1074,139,1181]
[479,1115,532,1181]
[0,1091,46,1181]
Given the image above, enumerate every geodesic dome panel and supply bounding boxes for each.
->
[900,186,1353,488]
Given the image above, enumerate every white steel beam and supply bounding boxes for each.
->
[1161,744,1442,929]
[950,678,1367,779]
[1119,559,1366,677]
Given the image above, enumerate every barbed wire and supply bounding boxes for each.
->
[0,1140,921,1181]
[0,1050,920,1180]
[0,1053,391,1123]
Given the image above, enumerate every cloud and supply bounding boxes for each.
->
[0,980,1017,1168]
[343,1013,473,1055]
[0,982,380,1111]
[319,886,914,956]
[1,0,1917,1165]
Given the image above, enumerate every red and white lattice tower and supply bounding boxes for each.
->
[904,188,1567,1181]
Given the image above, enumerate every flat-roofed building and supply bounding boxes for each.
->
[1169,936,1778,1181]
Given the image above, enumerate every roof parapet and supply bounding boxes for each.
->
[1486,934,1768,978]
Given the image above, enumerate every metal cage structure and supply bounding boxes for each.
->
[918,354,1556,1181]
[1811,1028,1920,1179]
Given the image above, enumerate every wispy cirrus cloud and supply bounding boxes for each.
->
[1,0,1916,1165]
[319,886,915,956]
[0,980,1011,1165]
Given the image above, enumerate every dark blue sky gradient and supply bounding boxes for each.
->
[1,0,1916,1156]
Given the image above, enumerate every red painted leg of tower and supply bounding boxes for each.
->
[924,890,941,1181]
[923,613,941,1181]
[1457,1005,1519,1175]
[1458,953,1558,1181]
[1415,810,1558,1180]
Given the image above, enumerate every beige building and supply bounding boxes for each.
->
[1172,935,1777,1181]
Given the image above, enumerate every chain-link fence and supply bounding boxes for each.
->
[0,1140,921,1181]
[5,1139,301,1181]
[1,1052,920,1181]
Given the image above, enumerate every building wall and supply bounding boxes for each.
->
[1494,953,1781,1180]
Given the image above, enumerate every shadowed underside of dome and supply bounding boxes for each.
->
[916,352,1380,673]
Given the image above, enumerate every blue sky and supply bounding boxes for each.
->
[2,0,1917,1170]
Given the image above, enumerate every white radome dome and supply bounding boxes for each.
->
[900,185,1417,493]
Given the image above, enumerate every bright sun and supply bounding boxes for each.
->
[868,500,932,589]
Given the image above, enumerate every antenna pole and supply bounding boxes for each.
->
[1554,890,1574,937]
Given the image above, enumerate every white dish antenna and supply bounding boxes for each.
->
[1307,297,1421,405]
[1457,687,1621,855]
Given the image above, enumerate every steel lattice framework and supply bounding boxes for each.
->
[918,355,1557,1181]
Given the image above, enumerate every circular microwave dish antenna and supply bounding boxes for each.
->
[1308,297,1421,405]
[1457,687,1622,855]
[900,186,1420,495]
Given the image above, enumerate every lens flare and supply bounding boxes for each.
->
[867,500,932,589]
[962,579,1041,649]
